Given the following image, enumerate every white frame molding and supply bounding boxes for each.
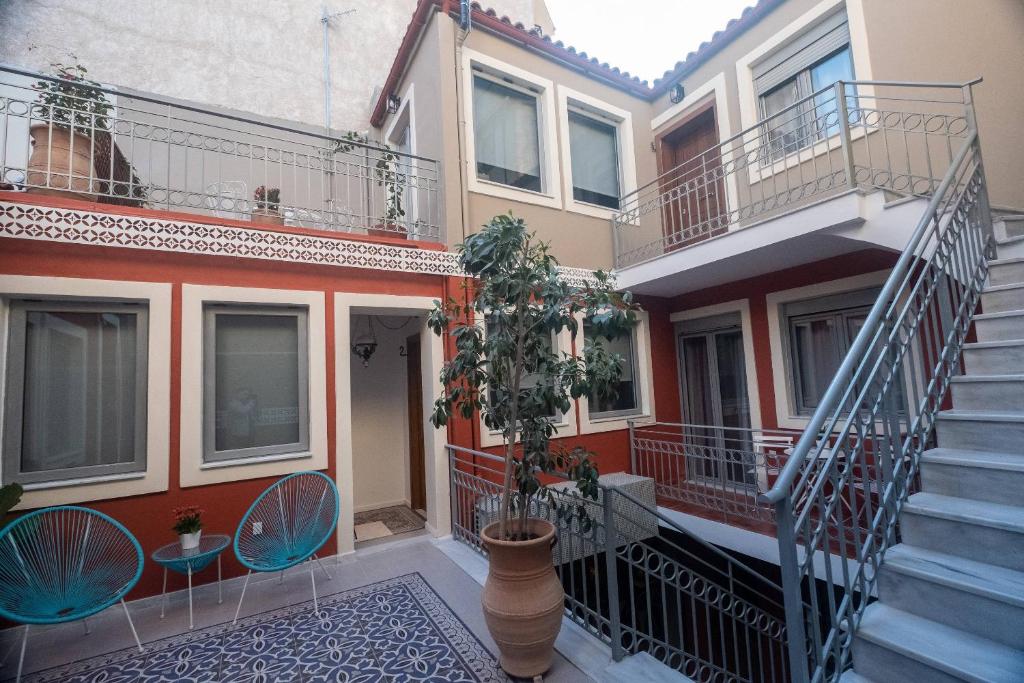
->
[766,269,889,429]
[577,310,656,434]
[670,300,763,432]
[461,48,562,209]
[180,284,328,487]
[384,82,421,236]
[556,86,637,220]
[335,293,449,556]
[0,275,171,507]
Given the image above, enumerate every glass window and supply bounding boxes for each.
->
[485,318,558,420]
[585,320,639,418]
[472,75,543,192]
[2,300,148,485]
[568,111,620,208]
[203,305,309,463]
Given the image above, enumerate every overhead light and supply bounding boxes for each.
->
[387,94,401,115]
[669,83,685,104]
[351,316,378,367]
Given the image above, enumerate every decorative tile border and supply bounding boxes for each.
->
[0,201,600,286]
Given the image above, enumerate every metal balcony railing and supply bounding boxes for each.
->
[448,444,790,682]
[612,80,979,269]
[0,65,443,241]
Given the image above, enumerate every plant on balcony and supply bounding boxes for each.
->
[27,60,113,200]
[336,131,407,237]
[251,185,284,226]
[0,483,23,530]
[172,505,204,550]
[428,213,637,677]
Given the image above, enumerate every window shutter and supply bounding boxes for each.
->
[753,11,850,95]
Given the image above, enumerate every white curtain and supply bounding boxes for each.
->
[568,112,619,199]
[473,76,541,184]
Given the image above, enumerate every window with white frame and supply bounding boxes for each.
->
[584,318,640,418]
[754,10,854,158]
[567,109,620,209]
[484,317,558,421]
[2,300,148,485]
[472,73,543,192]
[203,304,309,463]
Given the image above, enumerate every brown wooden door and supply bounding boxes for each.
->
[659,106,727,249]
[406,334,427,511]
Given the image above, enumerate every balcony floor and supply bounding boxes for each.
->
[0,538,591,682]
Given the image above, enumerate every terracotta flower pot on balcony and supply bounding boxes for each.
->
[367,222,408,240]
[251,208,284,226]
[480,518,563,679]
[26,124,97,201]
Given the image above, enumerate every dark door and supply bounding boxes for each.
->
[406,334,427,511]
[659,106,727,248]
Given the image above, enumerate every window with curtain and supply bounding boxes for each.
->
[568,111,620,209]
[473,75,542,192]
[754,11,854,159]
[203,305,309,463]
[485,318,558,421]
[2,300,148,485]
[585,319,639,417]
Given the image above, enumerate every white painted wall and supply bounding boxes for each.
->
[0,0,544,133]
[350,315,415,513]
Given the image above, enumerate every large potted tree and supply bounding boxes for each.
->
[27,61,112,200]
[428,214,637,678]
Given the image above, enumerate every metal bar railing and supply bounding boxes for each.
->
[761,76,992,681]
[447,443,790,682]
[0,64,442,240]
[613,80,978,269]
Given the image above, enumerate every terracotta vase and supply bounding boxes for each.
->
[251,208,284,226]
[367,223,409,239]
[26,124,97,200]
[480,518,563,679]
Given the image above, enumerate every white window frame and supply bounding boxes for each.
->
[0,276,171,507]
[180,285,327,487]
[556,86,637,219]
[578,310,655,435]
[461,48,562,210]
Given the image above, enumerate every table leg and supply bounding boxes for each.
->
[187,565,193,630]
[217,554,223,604]
[160,567,168,619]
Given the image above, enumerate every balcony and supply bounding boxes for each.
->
[612,81,978,283]
[0,65,442,242]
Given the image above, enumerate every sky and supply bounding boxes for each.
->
[544,0,754,84]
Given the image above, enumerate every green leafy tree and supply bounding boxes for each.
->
[429,214,639,540]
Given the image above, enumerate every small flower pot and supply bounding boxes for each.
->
[367,222,409,240]
[26,124,97,201]
[179,530,202,551]
[251,208,284,226]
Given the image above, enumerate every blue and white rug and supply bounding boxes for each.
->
[19,573,509,682]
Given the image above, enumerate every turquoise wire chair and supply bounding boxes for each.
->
[232,471,339,623]
[0,505,144,682]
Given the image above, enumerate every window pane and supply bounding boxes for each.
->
[569,112,619,208]
[793,317,839,411]
[586,321,637,415]
[761,78,804,157]
[485,318,556,419]
[213,313,301,452]
[810,47,855,138]
[20,310,139,473]
[473,76,542,192]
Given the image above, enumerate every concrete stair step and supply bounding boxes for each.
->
[981,281,1024,313]
[901,492,1024,571]
[851,603,1024,683]
[878,544,1024,649]
[936,410,1024,453]
[989,257,1024,287]
[974,309,1024,342]
[920,447,1024,505]
[950,374,1024,412]
[838,671,874,683]
[963,339,1024,375]
[995,234,1024,260]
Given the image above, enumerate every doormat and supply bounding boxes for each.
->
[13,573,509,682]
[354,520,392,541]
[354,505,426,536]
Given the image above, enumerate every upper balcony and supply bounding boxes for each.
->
[0,65,443,243]
[612,80,979,293]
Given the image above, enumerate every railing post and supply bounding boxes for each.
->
[628,420,637,474]
[836,81,857,191]
[775,498,810,683]
[602,487,625,661]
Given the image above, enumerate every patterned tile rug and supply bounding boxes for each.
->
[16,573,509,683]
[354,505,426,537]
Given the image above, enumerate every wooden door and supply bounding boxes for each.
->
[659,106,727,249]
[406,334,427,511]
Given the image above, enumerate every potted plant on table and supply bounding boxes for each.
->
[27,61,113,200]
[172,505,204,551]
[251,185,283,226]
[428,213,638,678]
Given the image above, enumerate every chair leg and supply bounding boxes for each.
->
[313,553,332,581]
[15,624,27,683]
[82,617,91,635]
[121,599,143,653]
[233,570,252,625]
[0,625,22,667]
[309,558,319,615]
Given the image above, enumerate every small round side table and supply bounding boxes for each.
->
[151,533,231,629]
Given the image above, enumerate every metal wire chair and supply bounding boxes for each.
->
[232,471,339,623]
[0,505,144,682]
